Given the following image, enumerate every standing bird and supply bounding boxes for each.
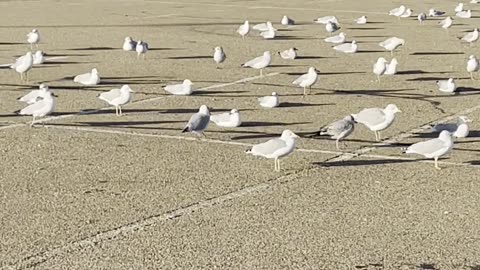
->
[260,23,276,39]
[281,15,295,26]
[32,50,44,65]
[436,78,457,93]
[278,48,298,60]
[333,40,358,53]
[246,130,299,172]
[97,85,134,116]
[237,20,250,40]
[352,104,402,141]
[455,3,464,12]
[456,10,472,18]
[439,17,453,31]
[373,57,387,82]
[136,40,148,59]
[355,16,367,24]
[122,36,137,51]
[258,92,279,108]
[318,115,356,150]
[241,51,271,76]
[467,55,479,79]
[325,21,340,34]
[324,32,346,44]
[460,28,479,45]
[432,116,472,138]
[389,5,407,17]
[384,58,398,75]
[418,12,427,24]
[17,91,56,127]
[163,79,194,96]
[213,46,226,68]
[210,109,242,128]
[27,29,40,51]
[400,8,413,18]
[74,68,100,86]
[10,51,33,82]
[405,131,453,170]
[182,105,210,137]
[379,37,405,55]
[18,84,50,104]
[292,67,318,96]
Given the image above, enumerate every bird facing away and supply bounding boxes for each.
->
[436,78,456,93]
[246,129,299,172]
[293,67,318,96]
[355,16,367,24]
[241,51,271,76]
[324,32,346,44]
[213,46,226,68]
[122,36,137,51]
[455,3,464,12]
[379,37,405,55]
[460,28,479,45]
[163,79,194,96]
[467,55,479,79]
[258,92,279,108]
[281,15,295,26]
[418,12,427,24]
[33,50,44,65]
[405,130,453,170]
[333,40,358,53]
[17,91,56,127]
[384,58,398,75]
[74,68,100,86]
[373,57,387,82]
[439,17,453,30]
[389,5,406,17]
[278,48,298,60]
[432,116,472,138]
[18,84,50,104]
[237,20,250,39]
[319,115,356,150]
[352,104,402,141]
[97,85,133,116]
[136,40,148,59]
[27,29,40,50]
[10,51,33,82]
[325,21,340,34]
[210,109,241,128]
[182,105,210,137]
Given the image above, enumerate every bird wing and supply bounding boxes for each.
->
[292,73,308,84]
[73,72,91,83]
[322,119,353,136]
[243,55,263,67]
[19,100,46,115]
[98,88,121,102]
[164,84,184,94]
[18,90,41,103]
[432,123,458,132]
[11,55,25,69]
[406,138,446,155]
[187,113,210,131]
[251,138,287,156]
[333,43,351,51]
[354,108,386,126]
[436,80,449,89]
[210,112,231,124]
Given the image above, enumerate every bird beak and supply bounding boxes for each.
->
[52,93,59,97]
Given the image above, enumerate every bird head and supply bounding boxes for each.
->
[183,79,193,85]
[281,129,300,139]
[386,104,402,113]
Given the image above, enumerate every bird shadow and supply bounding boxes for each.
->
[0,42,25,45]
[76,120,185,127]
[296,56,331,60]
[44,53,93,57]
[356,50,385,53]
[165,56,210,60]
[241,121,311,127]
[396,70,450,75]
[271,36,317,40]
[192,90,249,96]
[410,52,464,55]
[66,47,120,51]
[313,158,418,167]
[278,102,335,108]
[346,27,385,30]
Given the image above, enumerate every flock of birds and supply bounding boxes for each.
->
[2,2,479,171]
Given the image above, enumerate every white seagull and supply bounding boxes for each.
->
[319,115,356,150]
[136,40,148,59]
[467,55,479,79]
[389,5,406,17]
[460,28,479,45]
[355,16,367,24]
[314,16,339,24]
[17,91,56,127]
[32,50,44,65]
[352,104,402,141]
[27,29,40,50]
[246,130,299,172]
[429,9,446,17]
[210,109,241,128]
[324,32,346,44]
[436,78,456,93]
[405,130,453,170]
[241,51,271,76]
[97,85,134,116]
[213,46,226,68]
[325,21,340,34]
[293,67,319,96]
[455,3,464,12]
[182,105,210,137]
[400,8,413,18]
[439,17,453,30]
[163,79,194,96]
[456,10,472,18]
[281,15,295,26]
[18,84,50,104]
[258,92,279,108]
[418,12,427,24]
[237,20,250,40]
[260,23,276,39]
[333,40,358,53]
[73,68,100,86]
[10,51,33,81]
[122,36,137,51]
[278,48,298,60]
[432,116,472,138]
[253,21,276,32]
[384,58,398,75]
[373,57,388,82]
[379,37,405,55]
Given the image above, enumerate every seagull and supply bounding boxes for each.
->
[373,57,387,82]
[471,0,480,3]
[258,92,279,108]
[460,28,479,45]
[405,130,453,170]
[27,29,40,50]
[389,5,407,17]
[122,36,137,51]
[379,37,405,55]
[163,79,194,96]
[432,116,472,138]
[10,51,33,81]
[18,84,50,104]
[324,32,346,44]
[333,40,358,53]
[418,12,427,24]
[352,104,402,141]
[467,55,479,79]
[97,85,134,116]
[253,21,276,32]
[32,50,44,65]
[429,8,446,17]
[325,21,340,34]
[260,23,276,39]
[439,17,453,30]
[318,115,356,150]
[213,46,226,68]
[246,130,299,172]
[136,40,148,59]
[16,91,56,127]
[456,10,472,18]
[281,15,295,26]
[237,20,250,40]
[74,68,100,86]
[384,58,398,75]
[355,16,367,24]
[210,109,241,128]
[455,3,464,12]
[293,67,318,96]
[314,16,339,24]
[436,78,456,93]
[241,51,271,76]
[278,48,298,60]
[182,105,210,137]
[400,8,413,18]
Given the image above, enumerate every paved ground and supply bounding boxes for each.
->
[1,0,480,269]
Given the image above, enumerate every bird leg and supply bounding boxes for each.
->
[119,106,123,116]
[30,44,33,51]
[277,159,281,171]
[434,157,441,170]
[471,72,475,80]
[30,116,36,128]
[260,69,263,77]
[374,131,379,141]
[115,106,119,116]
[336,139,340,150]
[377,74,381,83]
[25,72,29,83]
[274,158,278,171]
[303,86,307,96]
[377,131,382,141]
[20,73,24,82]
